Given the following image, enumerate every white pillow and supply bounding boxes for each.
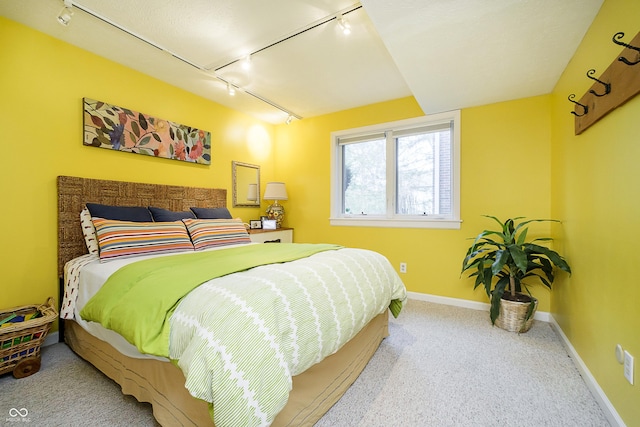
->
[80,207,99,255]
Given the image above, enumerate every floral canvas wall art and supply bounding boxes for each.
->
[83,98,211,164]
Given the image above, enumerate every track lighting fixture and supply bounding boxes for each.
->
[210,5,361,121]
[241,55,252,70]
[59,2,362,122]
[57,0,74,26]
[337,15,351,35]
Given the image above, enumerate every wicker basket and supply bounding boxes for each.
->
[494,295,538,333]
[0,297,57,378]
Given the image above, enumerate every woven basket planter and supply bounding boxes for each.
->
[495,295,538,333]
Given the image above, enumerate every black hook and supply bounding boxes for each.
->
[586,69,611,97]
[568,94,588,117]
[612,32,640,66]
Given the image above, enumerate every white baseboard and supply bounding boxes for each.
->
[548,316,626,427]
[407,291,625,427]
[406,291,551,322]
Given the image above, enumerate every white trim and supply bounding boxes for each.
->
[329,218,462,229]
[330,110,461,229]
[549,316,626,427]
[406,291,625,427]
[406,291,550,322]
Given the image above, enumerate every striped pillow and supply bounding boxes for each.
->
[92,218,194,261]
[183,219,251,250]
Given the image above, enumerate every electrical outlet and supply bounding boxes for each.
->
[624,351,634,385]
[399,262,407,273]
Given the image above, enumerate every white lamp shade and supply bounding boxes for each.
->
[247,183,258,201]
[263,182,288,201]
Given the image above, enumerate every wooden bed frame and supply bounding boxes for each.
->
[57,175,389,426]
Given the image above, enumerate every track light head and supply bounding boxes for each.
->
[241,55,252,70]
[57,0,74,26]
[285,115,293,125]
[227,82,236,96]
[337,15,351,35]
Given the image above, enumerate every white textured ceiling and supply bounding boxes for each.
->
[1,0,603,124]
[363,0,604,114]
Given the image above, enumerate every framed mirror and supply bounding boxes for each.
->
[232,161,260,207]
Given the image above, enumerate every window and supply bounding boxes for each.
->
[330,110,460,229]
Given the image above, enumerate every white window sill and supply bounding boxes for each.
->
[329,217,462,229]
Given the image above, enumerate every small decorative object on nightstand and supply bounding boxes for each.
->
[262,219,276,230]
[264,182,288,228]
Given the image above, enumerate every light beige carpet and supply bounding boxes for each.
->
[0,300,610,426]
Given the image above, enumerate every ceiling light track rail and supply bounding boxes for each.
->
[243,89,303,121]
[213,4,363,72]
[214,76,300,120]
[71,2,202,70]
[65,1,303,122]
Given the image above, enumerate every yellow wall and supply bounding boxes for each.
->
[276,95,554,310]
[0,15,556,317]
[0,18,271,311]
[550,0,640,423]
[1,13,557,317]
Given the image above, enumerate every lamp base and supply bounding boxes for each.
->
[266,204,285,228]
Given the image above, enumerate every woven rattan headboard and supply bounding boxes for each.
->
[57,175,227,278]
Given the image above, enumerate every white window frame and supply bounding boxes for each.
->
[330,110,461,229]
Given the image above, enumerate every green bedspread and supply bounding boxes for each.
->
[81,243,342,356]
[81,243,407,427]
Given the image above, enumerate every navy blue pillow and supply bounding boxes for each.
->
[86,203,153,222]
[149,206,195,222]
[190,207,232,219]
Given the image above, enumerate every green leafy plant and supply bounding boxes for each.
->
[461,216,572,325]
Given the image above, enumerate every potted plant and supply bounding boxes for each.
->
[461,216,571,333]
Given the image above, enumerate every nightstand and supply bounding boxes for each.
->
[248,227,293,243]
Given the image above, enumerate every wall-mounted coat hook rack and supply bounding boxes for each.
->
[568,94,588,116]
[572,30,640,135]
[612,32,640,66]
[586,69,611,97]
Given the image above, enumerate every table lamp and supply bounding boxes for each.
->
[263,182,288,228]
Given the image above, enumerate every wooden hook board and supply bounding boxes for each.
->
[574,30,640,135]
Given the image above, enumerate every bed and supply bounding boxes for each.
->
[57,175,406,427]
